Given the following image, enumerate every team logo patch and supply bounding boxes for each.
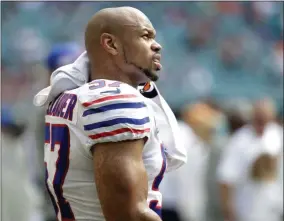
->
[142,82,151,92]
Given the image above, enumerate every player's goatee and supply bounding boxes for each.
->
[144,69,159,81]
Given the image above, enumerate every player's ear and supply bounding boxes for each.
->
[101,33,118,55]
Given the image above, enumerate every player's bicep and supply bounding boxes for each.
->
[92,139,148,221]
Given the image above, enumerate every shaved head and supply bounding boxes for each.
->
[85,7,162,86]
[85,7,151,41]
[85,7,151,57]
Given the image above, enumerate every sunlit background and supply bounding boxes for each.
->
[1,2,283,221]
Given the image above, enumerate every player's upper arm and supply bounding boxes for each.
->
[78,81,161,220]
[78,80,152,154]
[92,139,161,221]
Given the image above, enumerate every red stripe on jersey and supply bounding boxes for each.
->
[89,127,150,140]
[82,94,137,107]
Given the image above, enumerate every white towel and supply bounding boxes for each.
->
[139,83,187,172]
[34,51,187,170]
[33,51,89,107]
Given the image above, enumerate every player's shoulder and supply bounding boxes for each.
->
[77,79,144,108]
[76,79,152,145]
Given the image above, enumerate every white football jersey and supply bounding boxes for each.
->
[44,79,167,221]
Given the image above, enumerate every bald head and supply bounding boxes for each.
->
[85,7,151,58]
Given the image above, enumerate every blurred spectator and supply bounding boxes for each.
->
[217,98,283,221]
[1,106,44,221]
[175,102,223,221]
[204,99,252,221]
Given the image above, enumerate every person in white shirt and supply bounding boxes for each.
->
[161,102,221,221]
[217,98,283,221]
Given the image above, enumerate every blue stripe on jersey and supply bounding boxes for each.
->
[84,117,150,131]
[82,102,146,117]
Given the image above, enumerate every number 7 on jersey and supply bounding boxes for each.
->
[45,123,75,221]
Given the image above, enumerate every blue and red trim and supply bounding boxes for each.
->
[88,127,150,140]
[82,94,137,107]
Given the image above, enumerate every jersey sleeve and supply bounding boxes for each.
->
[78,81,151,151]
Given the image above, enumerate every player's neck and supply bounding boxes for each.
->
[90,64,138,88]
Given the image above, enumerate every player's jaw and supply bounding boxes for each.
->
[121,41,162,82]
[145,53,161,81]
[127,53,162,82]
[143,68,159,82]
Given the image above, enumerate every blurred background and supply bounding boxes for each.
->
[1,1,283,221]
